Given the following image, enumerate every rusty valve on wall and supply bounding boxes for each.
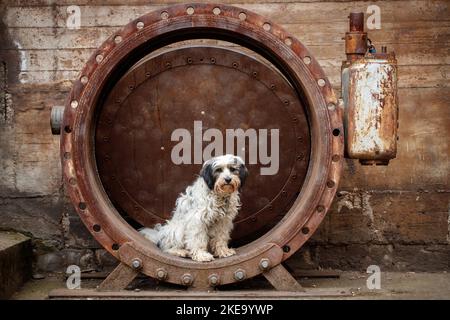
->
[341,12,399,165]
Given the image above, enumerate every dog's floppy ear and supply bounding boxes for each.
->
[200,162,215,190]
[238,163,249,189]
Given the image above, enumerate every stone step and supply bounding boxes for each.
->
[0,232,32,299]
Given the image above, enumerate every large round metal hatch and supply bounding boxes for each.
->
[61,3,343,288]
[95,46,310,243]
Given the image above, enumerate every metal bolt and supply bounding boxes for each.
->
[234,269,246,281]
[156,268,167,280]
[131,258,142,270]
[80,76,88,84]
[208,274,219,286]
[70,100,78,109]
[181,273,193,286]
[160,11,169,20]
[259,258,270,270]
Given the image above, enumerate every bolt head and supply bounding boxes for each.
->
[208,274,219,286]
[234,269,246,281]
[131,258,142,269]
[156,268,167,280]
[259,258,270,270]
[181,274,193,286]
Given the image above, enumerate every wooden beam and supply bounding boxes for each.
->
[263,264,305,292]
[97,263,139,292]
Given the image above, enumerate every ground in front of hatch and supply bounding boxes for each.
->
[10,271,450,300]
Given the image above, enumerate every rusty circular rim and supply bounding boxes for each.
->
[61,3,343,288]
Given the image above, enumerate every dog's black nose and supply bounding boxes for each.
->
[224,177,232,184]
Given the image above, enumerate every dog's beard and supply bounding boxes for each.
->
[214,177,240,195]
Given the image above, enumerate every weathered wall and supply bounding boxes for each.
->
[0,0,449,273]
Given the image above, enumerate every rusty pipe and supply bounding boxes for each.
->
[345,12,368,61]
[349,12,364,32]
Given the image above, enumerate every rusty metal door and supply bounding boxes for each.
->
[95,46,310,244]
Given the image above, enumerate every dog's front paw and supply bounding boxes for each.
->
[191,250,215,262]
[215,247,236,258]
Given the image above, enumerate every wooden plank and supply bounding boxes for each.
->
[0,232,32,299]
[5,22,449,50]
[339,86,449,191]
[97,263,138,291]
[263,264,305,291]
[11,65,449,89]
[4,50,449,88]
[4,1,450,28]
[4,0,329,6]
[2,41,448,73]
[325,191,450,245]
[48,288,352,299]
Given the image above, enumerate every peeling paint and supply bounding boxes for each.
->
[342,55,398,163]
[337,190,373,222]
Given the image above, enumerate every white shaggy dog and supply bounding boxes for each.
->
[139,154,248,262]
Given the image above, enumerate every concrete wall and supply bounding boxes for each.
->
[0,0,449,273]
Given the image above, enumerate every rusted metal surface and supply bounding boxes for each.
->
[60,3,343,288]
[342,54,398,164]
[48,288,352,299]
[95,46,310,242]
[345,12,368,61]
[342,13,399,165]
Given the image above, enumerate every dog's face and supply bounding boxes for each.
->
[200,155,248,195]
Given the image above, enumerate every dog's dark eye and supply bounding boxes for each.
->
[216,168,223,173]
[231,168,239,173]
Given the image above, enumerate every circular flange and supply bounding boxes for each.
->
[94,46,310,243]
[61,3,343,288]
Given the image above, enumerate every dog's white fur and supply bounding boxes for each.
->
[139,154,247,262]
